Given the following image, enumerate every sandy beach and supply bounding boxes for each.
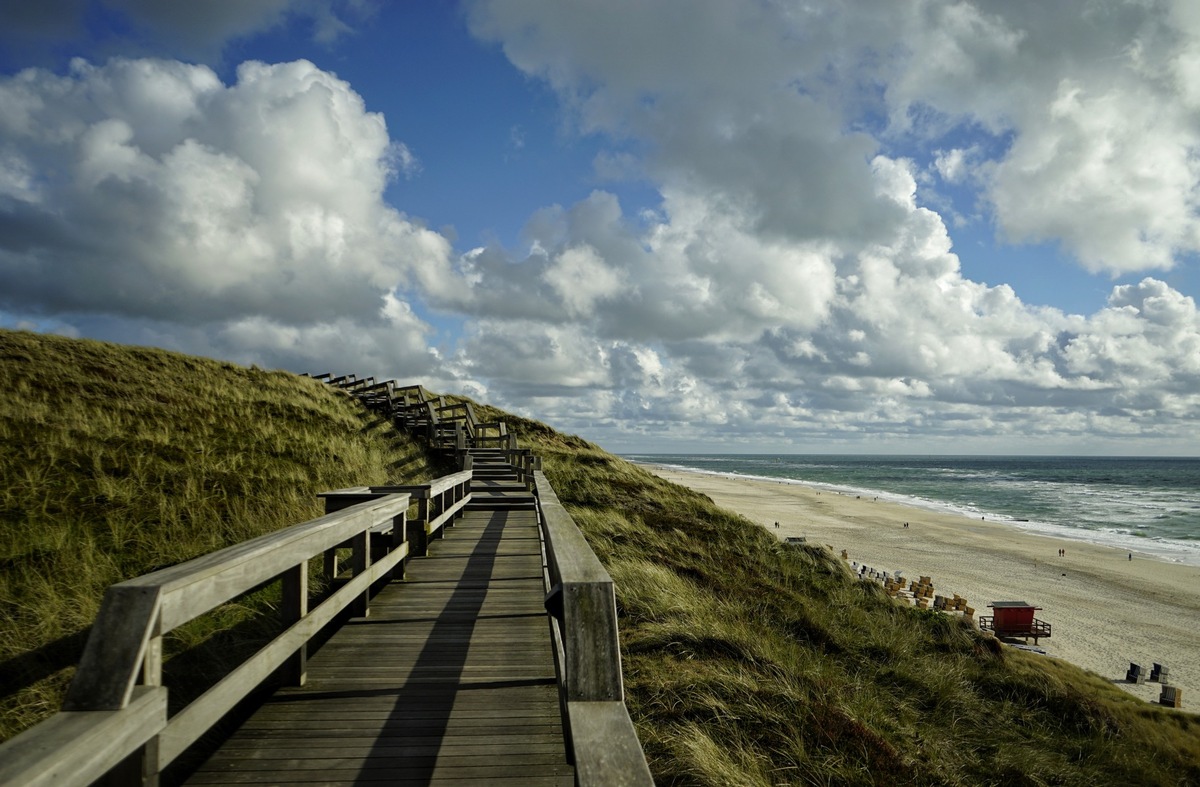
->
[645,465,1200,709]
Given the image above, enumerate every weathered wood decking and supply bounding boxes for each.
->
[186,457,573,785]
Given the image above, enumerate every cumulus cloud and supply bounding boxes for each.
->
[446,0,1200,449]
[0,56,450,373]
[882,1,1200,275]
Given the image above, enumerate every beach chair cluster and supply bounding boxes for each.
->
[933,593,974,618]
[849,561,899,589]
[847,560,975,619]
[1128,662,1183,707]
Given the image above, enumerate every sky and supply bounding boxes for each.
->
[1,1,1199,455]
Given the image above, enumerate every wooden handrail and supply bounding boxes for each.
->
[533,470,653,785]
[0,489,420,785]
[0,687,167,787]
[319,471,474,558]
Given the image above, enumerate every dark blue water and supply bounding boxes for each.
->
[623,454,1200,565]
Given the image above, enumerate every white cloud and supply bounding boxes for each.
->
[445,0,1200,451]
[0,56,453,373]
[880,1,1200,275]
[933,148,977,184]
[541,245,625,318]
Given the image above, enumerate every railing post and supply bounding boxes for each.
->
[281,563,308,686]
[100,634,164,786]
[407,495,430,557]
[141,633,164,786]
[350,530,371,618]
[433,489,447,539]
[323,548,340,584]
[392,510,408,581]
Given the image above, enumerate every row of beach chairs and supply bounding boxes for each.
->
[845,559,974,618]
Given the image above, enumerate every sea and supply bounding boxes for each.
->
[621,454,1200,567]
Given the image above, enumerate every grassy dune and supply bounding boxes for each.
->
[471,401,1200,785]
[2,330,1199,785]
[0,329,443,741]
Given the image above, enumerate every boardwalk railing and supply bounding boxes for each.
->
[0,480,469,786]
[317,470,473,557]
[535,470,653,784]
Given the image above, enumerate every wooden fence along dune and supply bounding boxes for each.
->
[0,376,652,786]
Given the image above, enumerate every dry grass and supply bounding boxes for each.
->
[0,329,442,741]
[509,438,1200,785]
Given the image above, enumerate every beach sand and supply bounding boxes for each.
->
[645,465,1200,709]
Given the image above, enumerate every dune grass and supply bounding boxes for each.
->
[507,438,1200,785]
[0,329,444,742]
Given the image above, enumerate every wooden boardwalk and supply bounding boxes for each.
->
[0,380,652,786]
[186,458,573,785]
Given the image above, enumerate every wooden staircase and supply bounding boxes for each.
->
[468,449,537,511]
[306,374,516,456]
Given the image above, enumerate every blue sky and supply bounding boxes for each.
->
[2,1,1199,454]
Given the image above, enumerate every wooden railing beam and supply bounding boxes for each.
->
[533,470,652,784]
[0,687,167,787]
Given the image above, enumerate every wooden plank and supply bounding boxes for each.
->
[241,706,562,724]
[187,769,573,785]
[567,701,654,786]
[212,752,574,768]
[236,722,563,736]
[191,762,574,780]
[240,707,562,723]
[0,686,167,787]
[207,742,568,759]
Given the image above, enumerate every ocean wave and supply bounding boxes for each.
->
[628,454,1200,566]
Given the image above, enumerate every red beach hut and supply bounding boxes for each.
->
[978,601,1051,644]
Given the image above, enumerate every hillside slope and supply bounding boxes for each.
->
[467,401,1200,785]
[0,329,443,740]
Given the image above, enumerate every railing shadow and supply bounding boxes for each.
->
[0,631,88,704]
[352,511,507,785]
